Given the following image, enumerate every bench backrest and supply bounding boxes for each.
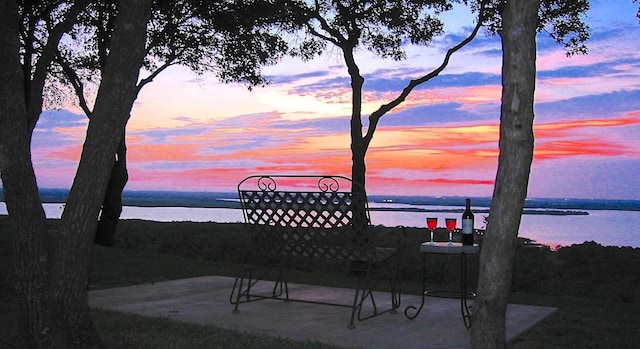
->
[238,175,373,261]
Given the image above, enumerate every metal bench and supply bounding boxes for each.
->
[229,175,404,328]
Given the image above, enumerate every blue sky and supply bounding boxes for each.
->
[25,0,640,200]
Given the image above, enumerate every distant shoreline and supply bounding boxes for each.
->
[367,207,589,216]
[2,188,640,215]
[7,202,589,216]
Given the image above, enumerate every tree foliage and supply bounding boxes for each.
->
[27,0,300,247]
[482,0,590,55]
[296,0,453,59]
[269,1,480,202]
[4,0,300,346]
[51,0,296,110]
[270,0,591,196]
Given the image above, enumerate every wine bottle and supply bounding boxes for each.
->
[462,198,474,245]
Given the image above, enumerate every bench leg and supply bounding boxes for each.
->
[349,286,362,329]
[390,276,402,312]
[230,263,290,312]
[349,270,403,327]
[230,268,253,312]
[273,264,290,300]
[349,274,380,328]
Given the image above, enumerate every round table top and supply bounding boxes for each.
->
[419,242,480,254]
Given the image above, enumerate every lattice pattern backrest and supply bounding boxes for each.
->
[241,191,353,228]
[238,175,374,261]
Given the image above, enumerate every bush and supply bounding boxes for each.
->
[112,219,640,302]
[114,220,248,263]
[555,241,640,302]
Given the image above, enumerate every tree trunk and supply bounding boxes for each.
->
[95,133,129,247]
[343,45,370,236]
[471,1,539,348]
[0,2,56,346]
[52,0,151,346]
[2,0,152,347]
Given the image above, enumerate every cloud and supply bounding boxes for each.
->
[428,178,495,186]
[265,70,332,85]
[533,115,640,160]
[15,1,640,201]
[538,60,635,80]
[535,90,640,122]
[528,157,640,200]
[72,95,639,195]
[374,102,491,127]
[31,110,88,149]
[36,110,87,130]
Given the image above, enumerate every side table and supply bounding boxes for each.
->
[404,242,480,329]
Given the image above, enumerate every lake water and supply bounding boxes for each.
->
[2,202,638,248]
[368,205,639,248]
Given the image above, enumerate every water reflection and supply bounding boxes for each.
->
[1,203,637,248]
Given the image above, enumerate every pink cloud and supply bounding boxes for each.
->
[121,112,638,193]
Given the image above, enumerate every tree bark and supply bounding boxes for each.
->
[471,1,539,348]
[95,133,129,247]
[2,0,151,347]
[52,1,151,346]
[0,1,54,347]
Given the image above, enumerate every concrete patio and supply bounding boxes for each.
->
[89,275,556,349]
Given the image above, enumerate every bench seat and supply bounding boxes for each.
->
[229,175,405,328]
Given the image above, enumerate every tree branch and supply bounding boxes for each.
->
[136,58,176,95]
[306,0,345,47]
[362,1,487,148]
[27,0,93,132]
[55,52,93,117]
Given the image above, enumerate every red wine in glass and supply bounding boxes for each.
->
[426,217,437,244]
[445,218,456,245]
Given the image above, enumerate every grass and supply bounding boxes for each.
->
[2,217,640,348]
[88,245,361,349]
[1,244,348,349]
[88,244,239,290]
[93,308,343,349]
[509,294,640,348]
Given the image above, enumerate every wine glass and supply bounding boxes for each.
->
[445,218,456,246]
[426,217,437,245]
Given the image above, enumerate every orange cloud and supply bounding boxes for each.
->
[40,106,639,196]
[364,176,495,196]
[51,126,87,140]
[127,167,252,190]
[535,140,629,160]
[129,113,638,190]
[535,117,640,134]
[427,178,495,186]
[127,143,208,162]
[38,144,82,161]
[533,115,640,160]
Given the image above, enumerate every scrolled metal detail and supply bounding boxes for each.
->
[317,176,340,193]
[257,176,277,192]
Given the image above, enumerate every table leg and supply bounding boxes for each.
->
[461,252,472,329]
[404,253,427,319]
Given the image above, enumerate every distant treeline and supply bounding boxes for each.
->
[1,188,241,209]
[1,188,639,212]
[368,195,640,212]
[368,207,589,216]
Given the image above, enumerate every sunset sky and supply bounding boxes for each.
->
[27,1,640,200]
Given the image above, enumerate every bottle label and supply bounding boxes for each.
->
[462,218,473,234]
